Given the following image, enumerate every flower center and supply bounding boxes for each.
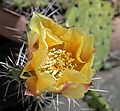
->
[41,48,77,79]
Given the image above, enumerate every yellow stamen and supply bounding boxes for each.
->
[41,48,77,79]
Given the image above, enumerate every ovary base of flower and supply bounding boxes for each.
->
[20,12,95,99]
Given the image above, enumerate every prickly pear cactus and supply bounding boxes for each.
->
[4,0,48,7]
[65,0,114,71]
[56,0,74,9]
[84,90,112,111]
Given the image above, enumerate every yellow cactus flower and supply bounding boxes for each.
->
[20,12,95,99]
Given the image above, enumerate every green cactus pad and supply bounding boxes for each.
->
[6,0,48,8]
[65,0,114,71]
[84,90,112,111]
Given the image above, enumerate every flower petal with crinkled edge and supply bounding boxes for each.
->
[32,12,67,37]
[36,71,56,94]
[60,27,94,64]
[30,12,65,48]
[45,28,63,48]
[25,71,56,95]
[25,76,39,95]
[56,69,85,87]
[61,82,85,99]
[80,61,95,83]
[20,27,48,79]
[51,68,94,98]
[60,27,84,63]
[80,35,94,63]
